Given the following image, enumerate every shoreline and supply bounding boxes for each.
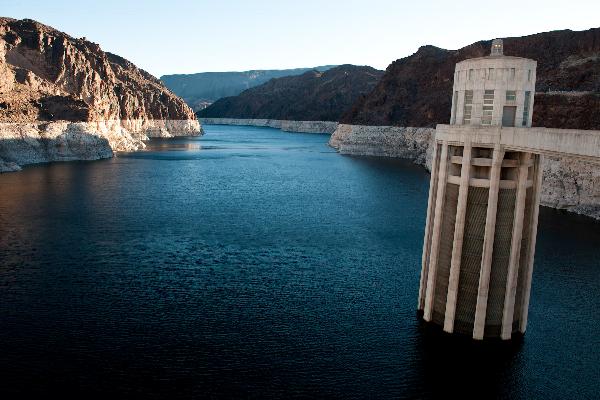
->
[0,119,202,172]
[2,118,599,221]
[199,118,338,134]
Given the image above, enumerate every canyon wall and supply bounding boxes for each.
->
[0,18,201,171]
[198,65,383,122]
[540,156,600,219]
[200,118,338,134]
[329,124,600,220]
[0,119,201,172]
[328,124,435,169]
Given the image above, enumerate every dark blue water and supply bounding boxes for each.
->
[0,125,598,398]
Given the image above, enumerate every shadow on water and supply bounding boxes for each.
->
[413,318,525,399]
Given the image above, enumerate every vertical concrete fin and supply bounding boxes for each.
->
[419,143,441,310]
[473,144,505,340]
[423,142,449,321]
[519,154,543,333]
[443,140,472,333]
[501,153,531,339]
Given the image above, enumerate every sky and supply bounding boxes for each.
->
[3,0,600,77]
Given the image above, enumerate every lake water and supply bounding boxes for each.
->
[0,125,598,398]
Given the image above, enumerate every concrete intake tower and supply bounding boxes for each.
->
[417,39,600,340]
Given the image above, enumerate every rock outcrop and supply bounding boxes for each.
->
[330,124,600,220]
[0,121,124,172]
[199,118,338,134]
[329,124,435,168]
[0,17,201,171]
[541,156,600,219]
[198,65,383,122]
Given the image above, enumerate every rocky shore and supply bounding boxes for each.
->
[330,124,600,220]
[540,155,600,219]
[199,118,338,134]
[0,18,201,172]
[0,119,200,172]
[328,124,435,169]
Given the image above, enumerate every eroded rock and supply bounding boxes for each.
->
[0,17,202,171]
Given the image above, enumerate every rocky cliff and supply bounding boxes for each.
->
[161,66,337,111]
[330,125,600,220]
[342,28,600,130]
[329,124,435,168]
[0,17,201,171]
[540,156,600,219]
[198,65,383,122]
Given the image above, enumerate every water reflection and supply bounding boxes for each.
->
[415,322,525,398]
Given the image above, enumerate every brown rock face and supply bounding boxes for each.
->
[341,28,600,129]
[0,17,200,172]
[0,17,198,130]
[198,65,384,121]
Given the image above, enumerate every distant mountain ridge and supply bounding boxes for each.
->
[197,65,384,122]
[161,66,337,111]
